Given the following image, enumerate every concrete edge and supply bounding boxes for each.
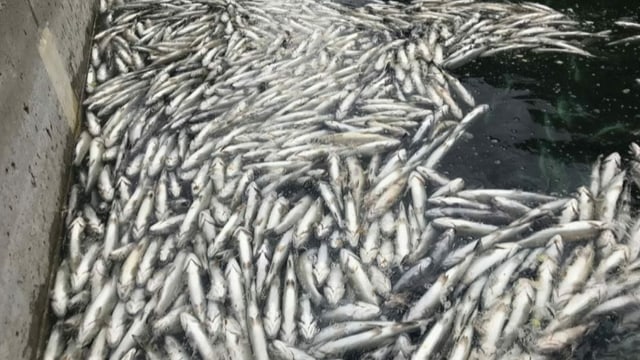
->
[32,3,99,359]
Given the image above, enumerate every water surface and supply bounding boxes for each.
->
[440,0,640,195]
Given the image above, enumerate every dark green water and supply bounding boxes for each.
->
[441,1,640,195]
[439,3,639,357]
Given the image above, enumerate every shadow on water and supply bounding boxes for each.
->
[438,0,640,195]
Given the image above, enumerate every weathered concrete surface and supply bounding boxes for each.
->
[0,0,94,359]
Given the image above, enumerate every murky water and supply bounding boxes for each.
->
[439,1,640,357]
[441,0,640,195]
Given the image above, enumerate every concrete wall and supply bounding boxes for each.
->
[0,1,94,359]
